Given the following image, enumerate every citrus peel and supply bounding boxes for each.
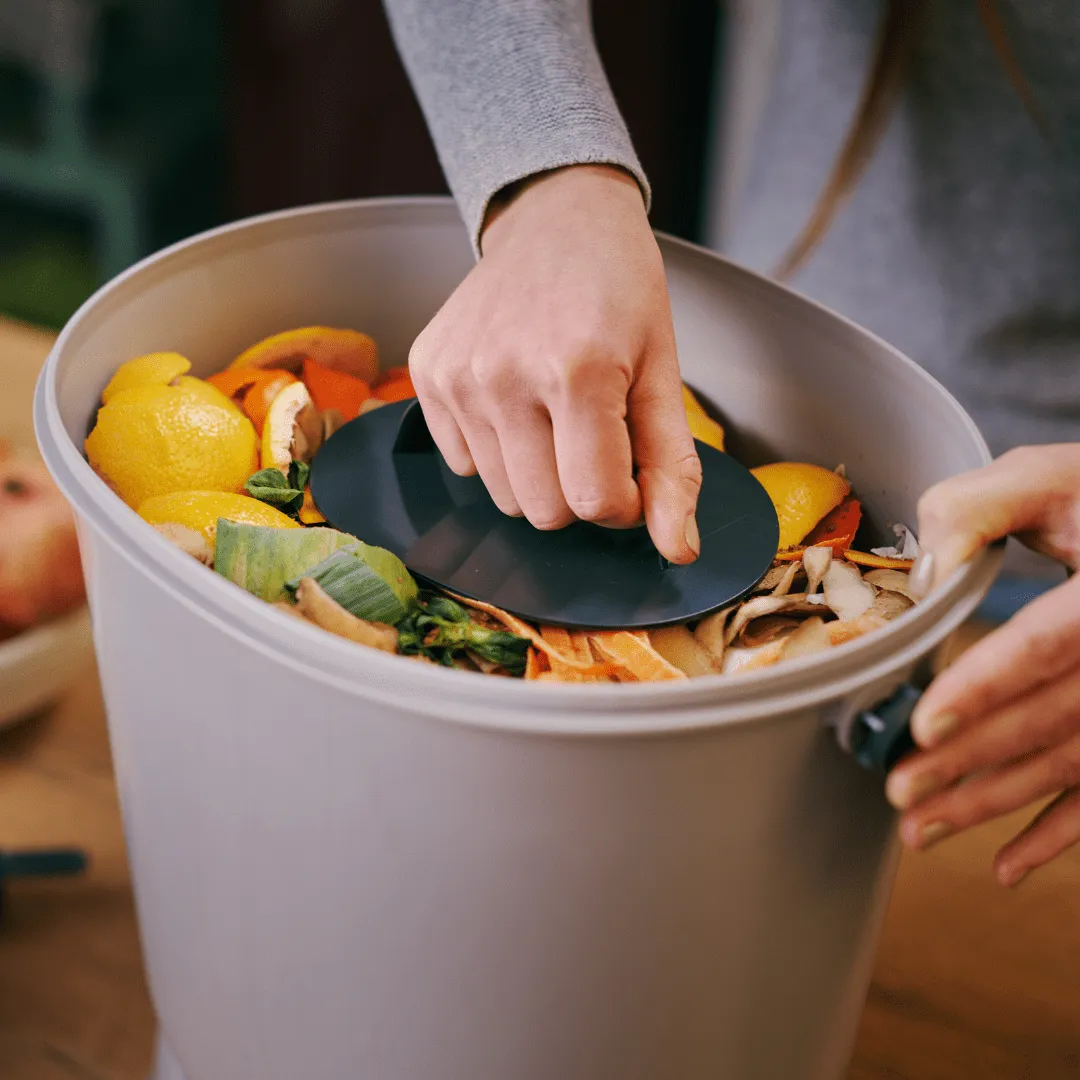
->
[137,490,300,546]
[101,352,191,403]
[231,327,379,385]
[843,549,915,570]
[683,384,726,452]
[750,461,851,551]
[86,378,257,509]
[302,357,371,420]
[261,381,322,471]
[587,631,687,681]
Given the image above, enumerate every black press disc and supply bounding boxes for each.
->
[309,400,779,629]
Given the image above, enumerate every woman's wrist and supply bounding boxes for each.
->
[480,164,647,253]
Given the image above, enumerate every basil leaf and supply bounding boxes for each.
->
[245,464,306,517]
[287,460,311,492]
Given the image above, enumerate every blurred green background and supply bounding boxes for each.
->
[0,0,719,331]
[0,0,225,328]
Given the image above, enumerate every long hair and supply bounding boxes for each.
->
[772,0,1052,281]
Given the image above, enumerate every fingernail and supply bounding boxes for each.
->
[685,514,700,557]
[1000,865,1029,888]
[908,551,936,599]
[912,711,961,747]
[917,821,953,849]
[886,769,943,810]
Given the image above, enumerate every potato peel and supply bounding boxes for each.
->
[769,560,801,597]
[648,625,718,676]
[821,561,875,621]
[725,594,809,646]
[694,605,736,666]
[294,577,398,652]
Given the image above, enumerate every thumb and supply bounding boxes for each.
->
[627,349,702,565]
[912,445,1080,596]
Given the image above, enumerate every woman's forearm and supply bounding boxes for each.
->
[382,0,650,253]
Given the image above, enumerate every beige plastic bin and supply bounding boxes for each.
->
[36,198,999,1080]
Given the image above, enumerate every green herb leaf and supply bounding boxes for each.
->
[287,460,311,492]
[244,465,305,516]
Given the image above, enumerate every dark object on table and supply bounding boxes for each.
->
[0,847,88,923]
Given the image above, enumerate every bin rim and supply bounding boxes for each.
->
[34,196,1002,737]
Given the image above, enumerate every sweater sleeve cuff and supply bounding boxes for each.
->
[383,0,651,260]
[472,154,651,258]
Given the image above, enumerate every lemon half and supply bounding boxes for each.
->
[86,377,258,509]
[138,491,300,546]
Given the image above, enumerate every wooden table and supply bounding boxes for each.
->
[1,318,1078,1080]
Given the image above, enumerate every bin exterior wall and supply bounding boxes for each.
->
[90,527,899,1080]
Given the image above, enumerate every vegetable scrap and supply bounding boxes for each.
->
[82,327,925,682]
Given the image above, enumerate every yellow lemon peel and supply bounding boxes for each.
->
[86,379,258,509]
[101,352,191,403]
[683,384,726,452]
[261,381,317,471]
[138,491,300,547]
[750,462,851,551]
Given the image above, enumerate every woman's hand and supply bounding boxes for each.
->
[408,164,702,564]
[886,445,1080,886]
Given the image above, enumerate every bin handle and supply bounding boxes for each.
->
[846,684,921,772]
[840,655,937,773]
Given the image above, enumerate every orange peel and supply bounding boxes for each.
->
[750,462,851,551]
[587,630,688,682]
[843,549,915,570]
[230,327,379,384]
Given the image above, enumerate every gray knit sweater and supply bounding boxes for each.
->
[384,0,1080,576]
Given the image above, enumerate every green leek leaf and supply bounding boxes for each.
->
[284,543,418,626]
[215,521,360,602]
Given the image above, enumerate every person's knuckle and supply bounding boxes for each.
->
[549,339,628,400]
[963,785,1006,824]
[408,340,434,383]
[566,488,626,523]
[675,448,704,494]
[916,482,956,529]
[472,351,519,399]
[417,357,457,401]
[1052,742,1080,791]
[1014,622,1067,678]
[999,445,1041,472]
[493,495,523,518]
[526,502,575,531]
